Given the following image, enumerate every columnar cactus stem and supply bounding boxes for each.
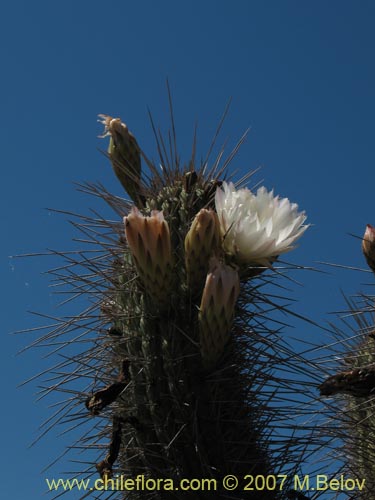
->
[26,106,322,500]
[319,223,375,497]
[90,123,310,497]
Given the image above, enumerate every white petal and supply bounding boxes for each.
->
[215,182,308,264]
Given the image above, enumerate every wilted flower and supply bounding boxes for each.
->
[215,181,308,265]
[98,114,142,204]
[362,224,375,273]
[124,207,173,307]
[199,257,240,368]
[184,208,221,294]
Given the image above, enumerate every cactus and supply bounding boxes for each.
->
[319,224,375,497]
[23,103,333,500]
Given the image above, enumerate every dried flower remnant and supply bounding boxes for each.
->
[85,360,130,416]
[319,364,375,398]
[96,415,123,480]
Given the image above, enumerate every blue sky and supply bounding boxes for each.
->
[2,1,375,498]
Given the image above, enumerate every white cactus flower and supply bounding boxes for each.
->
[215,181,308,265]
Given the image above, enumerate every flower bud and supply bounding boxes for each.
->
[184,209,221,294]
[124,207,173,307]
[199,257,240,368]
[362,224,375,273]
[99,114,142,204]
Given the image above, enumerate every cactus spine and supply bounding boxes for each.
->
[26,107,325,500]
[319,224,375,497]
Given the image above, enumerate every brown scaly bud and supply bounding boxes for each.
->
[124,207,173,308]
[98,114,143,205]
[319,364,375,397]
[184,208,221,295]
[198,257,240,368]
[362,224,375,274]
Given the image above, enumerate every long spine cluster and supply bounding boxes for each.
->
[23,107,329,500]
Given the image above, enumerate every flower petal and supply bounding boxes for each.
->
[215,182,309,265]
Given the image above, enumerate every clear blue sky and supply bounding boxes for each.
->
[2,1,375,498]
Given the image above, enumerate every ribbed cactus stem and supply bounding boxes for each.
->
[90,168,301,498]
[27,109,319,500]
[319,223,375,497]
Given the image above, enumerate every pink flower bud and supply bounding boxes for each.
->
[124,207,173,307]
[362,224,375,273]
[184,209,221,295]
[199,257,240,368]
